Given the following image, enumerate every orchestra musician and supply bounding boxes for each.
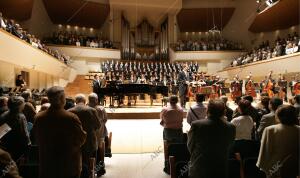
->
[293,74,300,95]
[231,75,242,101]
[277,74,287,101]
[263,71,275,98]
[178,64,190,108]
[15,74,26,89]
[245,74,257,98]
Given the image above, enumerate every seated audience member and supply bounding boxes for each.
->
[257,97,283,139]
[32,86,86,178]
[0,96,8,115]
[187,93,207,125]
[294,95,300,119]
[0,148,22,178]
[0,96,30,160]
[220,96,233,121]
[188,99,236,178]
[68,94,101,178]
[160,95,184,143]
[87,93,107,176]
[231,100,254,140]
[40,97,49,106]
[257,105,299,178]
[21,91,37,123]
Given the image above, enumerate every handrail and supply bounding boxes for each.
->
[0,28,69,67]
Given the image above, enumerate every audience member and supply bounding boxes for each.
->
[231,100,254,140]
[230,33,299,67]
[188,99,236,178]
[0,96,8,115]
[294,95,300,119]
[257,97,283,139]
[0,148,22,178]
[21,91,37,123]
[32,86,86,178]
[45,31,114,49]
[68,94,101,178]
[0,96,30,160]
[257,96,271,118]
[0,13,70,64]
[64,97,75,110]
[220,96,233,121]
[175,38,243,51]
[160,95,184,143]
[257,105,299,178]
[187,93,207,125]
[87,93,107,176]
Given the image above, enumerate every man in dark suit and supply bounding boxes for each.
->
[92,74,104,105]
[68,94,101,178]
[188,99,236,178]
[177,64,190,108]
[257,97,283,139]
[33,86,86,178]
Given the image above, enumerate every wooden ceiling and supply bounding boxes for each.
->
[249,0,300,33]
[42,0,110,28]
[0,0,34,21]
[177,8,235,32]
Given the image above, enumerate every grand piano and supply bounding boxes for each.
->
[98,83,169,107]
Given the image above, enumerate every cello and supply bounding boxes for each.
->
[231,77,242,101]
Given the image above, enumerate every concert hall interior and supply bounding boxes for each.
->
[0,0,299,178]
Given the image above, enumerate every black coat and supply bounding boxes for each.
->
[177,71,190,96]
[188,118,236,178]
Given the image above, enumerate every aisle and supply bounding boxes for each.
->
[106,119,191,154]
[102,153,169,178]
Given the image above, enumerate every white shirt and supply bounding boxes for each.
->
[187,102,207,125]
[231,115,254,140]
[1,19,6,28]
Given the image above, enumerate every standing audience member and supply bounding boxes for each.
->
[64,97,75,110]
[294,95,300,119]
[33,86,86,178]
[187,93,207,125]
[68,94,101,178]
[87,93,108,176]
[0,96,30,160]
[21,91,37,123]
[257,97,283,139]
[160,95,184,143]
[0,96,8,115]
[257,105,299,178]
[188,99,235,178]
[257,96,271,119]
[220,96,233,121]
[231,100,254,140]
[39,97,50,112]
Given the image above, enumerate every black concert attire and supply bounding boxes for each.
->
[178,70,190,108]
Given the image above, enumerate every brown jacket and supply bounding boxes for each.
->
[68,104,101,152]
[22,102,36,123]
[33,107,86,178]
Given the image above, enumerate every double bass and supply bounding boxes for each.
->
[277,74,287,101]
[231,78,242,101]
[294,82,300,95]
[245,76,257,98]
[263,71,275,98]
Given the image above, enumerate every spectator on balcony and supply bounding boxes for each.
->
[0,12,6,29]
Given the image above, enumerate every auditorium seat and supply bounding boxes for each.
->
[166,143,190,177]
